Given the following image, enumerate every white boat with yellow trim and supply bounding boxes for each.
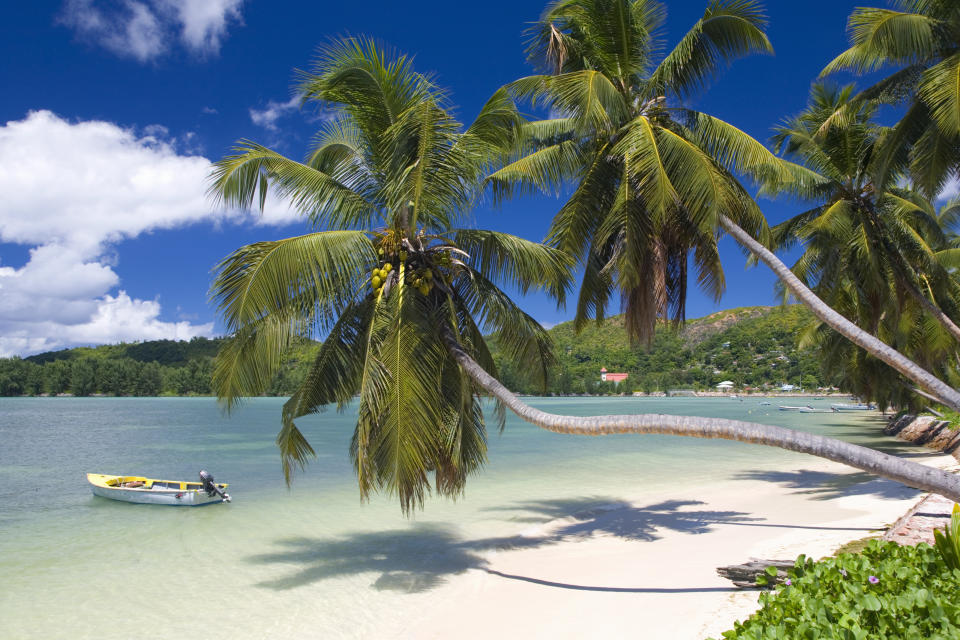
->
[87,470,231,506]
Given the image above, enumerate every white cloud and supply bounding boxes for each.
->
[0,110,299,357]
[58,0,243,62]
[162,0,243,54]
[249,95,302,131]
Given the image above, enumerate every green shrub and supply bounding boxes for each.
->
[714,540,960,639]
[933,504,960,571]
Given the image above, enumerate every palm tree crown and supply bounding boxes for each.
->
[209,38,570,513]
[488,0,792,344]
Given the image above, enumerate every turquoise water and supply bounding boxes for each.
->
[0,397,912,639]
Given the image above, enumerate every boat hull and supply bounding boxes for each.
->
[830,404,873,411]
[87,474,229,506]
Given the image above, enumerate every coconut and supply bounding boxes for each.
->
[372,275,381,287]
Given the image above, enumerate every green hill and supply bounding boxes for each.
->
[492,305,822,395]
[0,337,319,397]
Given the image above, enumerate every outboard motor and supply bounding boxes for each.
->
[199,470,231,503]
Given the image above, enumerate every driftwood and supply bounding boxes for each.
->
[716,559,795,589]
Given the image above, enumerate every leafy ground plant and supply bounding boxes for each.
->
[715,540,960,639]
[933,503,960,571]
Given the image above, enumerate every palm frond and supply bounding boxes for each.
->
[648,0,771,97]
[919,52,960,136]
[452,229,573,304]
[210,231,374,332]
[209,142,380,229]
[821,8,942,76]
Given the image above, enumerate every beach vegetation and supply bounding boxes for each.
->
[717,541,960,639]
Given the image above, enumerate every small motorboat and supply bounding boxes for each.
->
[87,470,231,506]
[799,407,836,413]
[830,403,874,411]
[778,405,812,411]
[759,401,772,406]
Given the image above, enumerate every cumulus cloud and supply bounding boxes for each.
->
[0,110,299,357]
[58,0,243,62]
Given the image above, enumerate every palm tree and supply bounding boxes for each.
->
[209,37,572,513]
[768,83,960,351]
[210,33,960,510]
[820,0,960,198]
[489,0,775,345]
[490,0,960,411]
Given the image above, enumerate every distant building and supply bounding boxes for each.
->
[780,384,796,391]
[716,381,735,390]
[600,367,629,384]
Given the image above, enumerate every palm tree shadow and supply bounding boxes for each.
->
[247,498,760,592]
[733,468,922,500]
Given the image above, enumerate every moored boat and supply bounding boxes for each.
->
[87,470,231,506]
[830,403,874,411]
[778,405,812,411]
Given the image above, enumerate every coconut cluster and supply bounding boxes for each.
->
[409,266,433,296]
[369,261,393,294]
[370,227,456,298]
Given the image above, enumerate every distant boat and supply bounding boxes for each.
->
[799,407,836,413]
[759,401,772,406]
[87,470,231,506]
[830,403,874,412]
[778,405,813,411]
[729,394,738,399]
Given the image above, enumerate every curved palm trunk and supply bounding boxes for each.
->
[443,334,960,502]
[718,215,960,412]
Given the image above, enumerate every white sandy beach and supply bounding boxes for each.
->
[392,450,957,640]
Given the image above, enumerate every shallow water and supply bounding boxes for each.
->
[0,396,911,639]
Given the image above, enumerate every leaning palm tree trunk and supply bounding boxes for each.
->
[443,333,960,502]
[718,215,960,412]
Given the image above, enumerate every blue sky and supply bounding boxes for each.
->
[0,0,911,356]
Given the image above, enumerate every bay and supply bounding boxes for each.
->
[0,396,911,639]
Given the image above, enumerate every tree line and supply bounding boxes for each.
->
[0,337,318,397]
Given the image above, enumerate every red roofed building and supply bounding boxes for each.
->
[600,367,629,384]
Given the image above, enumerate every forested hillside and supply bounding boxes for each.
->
[0,305,819,397]
[0,337,319,397]
[491,305,823,394]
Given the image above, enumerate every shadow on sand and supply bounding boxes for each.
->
[246,496,869,594]
[733,468,922,501]
[247,498,760,592]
